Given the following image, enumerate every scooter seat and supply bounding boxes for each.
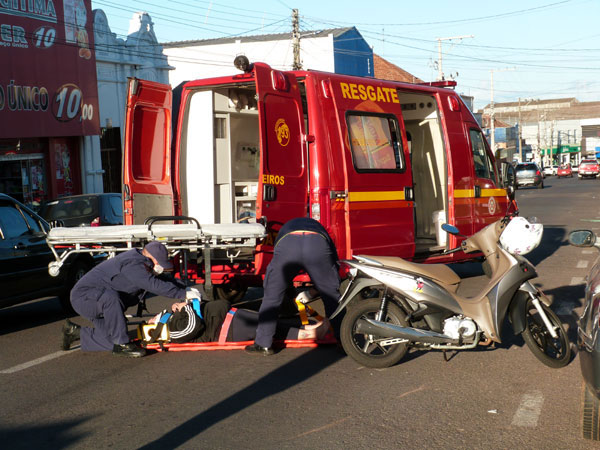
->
[358,255,461,292]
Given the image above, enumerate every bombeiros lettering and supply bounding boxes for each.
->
[262,174,285,186]
[339,82,399,103]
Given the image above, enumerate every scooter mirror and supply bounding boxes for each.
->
[441,223,460,235]
[568,230,596,247]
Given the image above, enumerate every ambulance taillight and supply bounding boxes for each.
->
[311,188,331,227]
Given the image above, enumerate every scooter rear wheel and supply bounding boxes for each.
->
[521,299,571,368]
[341,298,409,368]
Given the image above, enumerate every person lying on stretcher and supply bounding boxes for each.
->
[147,298,331,344]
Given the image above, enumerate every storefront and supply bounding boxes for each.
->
[0,0,100,207]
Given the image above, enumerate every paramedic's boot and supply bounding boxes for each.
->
[245,343,275,356]
[61,320,81,351]
[112,342,147,358]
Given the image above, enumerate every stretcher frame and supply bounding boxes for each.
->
[45,216,266,296]
[143,335,338,352]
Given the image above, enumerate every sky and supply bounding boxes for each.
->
[93,0,600,110]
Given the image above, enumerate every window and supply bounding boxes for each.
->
[469,129,497,183]
[347,113,404,171]
[0,202,30,239]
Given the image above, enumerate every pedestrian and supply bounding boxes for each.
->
[61,241,200,357]
[245,217,341,355]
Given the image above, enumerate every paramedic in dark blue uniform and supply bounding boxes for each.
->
[246,217,341,355]
[61,241,199,357]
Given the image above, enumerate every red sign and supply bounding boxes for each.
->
[0,0,100,138]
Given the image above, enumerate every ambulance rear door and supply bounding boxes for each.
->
[330,78,415,258]
[253,63,309,270]
[123,78,174,225]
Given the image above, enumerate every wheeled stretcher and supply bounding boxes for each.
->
[45,216,266,296]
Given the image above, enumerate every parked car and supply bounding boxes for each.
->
[543,165,558,177]
[515,162,544,189]
[557,163,573,178]
[578,159,600,179]
[0,193,98,312]
[572,164,579,173]
[568,230,600,440]
[39,193,123,227]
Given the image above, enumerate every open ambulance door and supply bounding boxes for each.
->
[253,63,309,272]
[123,78,174,225]
[330,79,415,258]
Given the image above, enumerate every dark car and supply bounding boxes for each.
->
[515,162,544,189]
[39,193,123,227]
[568,229,600,440]
[0,193,96,312]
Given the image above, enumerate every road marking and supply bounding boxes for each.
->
[511,391,544,427]
[577,260,589,269]
[583,250,595,254]
[571,276,584,285]
[0,348,80,374]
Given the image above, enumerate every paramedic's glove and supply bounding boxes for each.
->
[185,287,201,300]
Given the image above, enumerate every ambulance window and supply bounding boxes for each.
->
[346,113,404,172]
[469,129,498,183]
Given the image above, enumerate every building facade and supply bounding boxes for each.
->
[0,3,171,207]
[479,98,600,166]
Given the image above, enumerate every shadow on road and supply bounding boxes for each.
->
[0,297,70,336]
[526,225,567,266]
[139,347,344,449]
[0,417,92,449]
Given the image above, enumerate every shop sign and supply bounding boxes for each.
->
[0,0,100,138]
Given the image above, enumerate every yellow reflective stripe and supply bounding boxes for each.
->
[454,189,474,198]
[348,191,406,202]
[481,188,507,197]
[454,188,507,198]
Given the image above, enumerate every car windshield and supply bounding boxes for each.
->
[40,196,99,220]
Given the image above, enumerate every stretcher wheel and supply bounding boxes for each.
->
[48,262,61,277]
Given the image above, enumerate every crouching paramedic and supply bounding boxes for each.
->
[61,241,200,357]
[246,217,341,355]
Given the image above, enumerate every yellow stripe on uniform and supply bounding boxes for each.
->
[348,191,406,202]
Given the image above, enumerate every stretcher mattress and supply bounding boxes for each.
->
[47,223,266,244]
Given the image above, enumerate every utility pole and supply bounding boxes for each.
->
[489,67,515,153]
[518,98,523,163]
[435,35,474,81]
[292,9,302,70]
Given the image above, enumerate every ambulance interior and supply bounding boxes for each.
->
[398,91,448,254]
[179,86,260,226]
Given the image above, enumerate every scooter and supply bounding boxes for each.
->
[331,214,571,369]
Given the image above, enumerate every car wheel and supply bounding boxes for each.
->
[582,382,600,440]
[58,259,93,314]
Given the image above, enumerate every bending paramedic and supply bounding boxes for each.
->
[61,241,200,357]
[246,217,341,355]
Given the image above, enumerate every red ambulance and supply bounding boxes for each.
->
[123,60,515,299]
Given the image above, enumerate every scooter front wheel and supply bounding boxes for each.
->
[341,298,409,368]
[521,299,571,368]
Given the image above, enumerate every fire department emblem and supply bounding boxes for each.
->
[275,118,290,147]
[488,196,497,215]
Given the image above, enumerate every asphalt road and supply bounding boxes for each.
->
[1,174,599,449]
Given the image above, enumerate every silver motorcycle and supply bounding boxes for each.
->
[331,216,571,369]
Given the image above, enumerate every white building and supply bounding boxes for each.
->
[91,10,172,192]
[161,27,374,88]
